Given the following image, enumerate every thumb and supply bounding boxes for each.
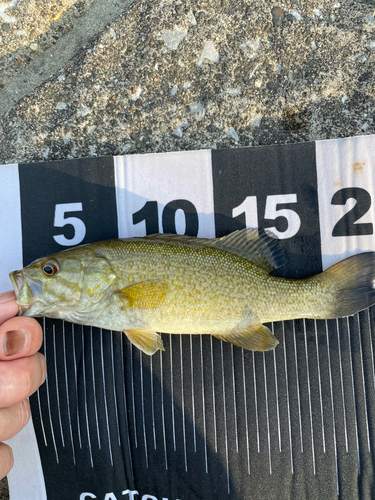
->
[0,317,43,360]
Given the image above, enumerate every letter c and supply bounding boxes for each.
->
[80,494,97,500]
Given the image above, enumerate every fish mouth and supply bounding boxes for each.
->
[9,271,42,315]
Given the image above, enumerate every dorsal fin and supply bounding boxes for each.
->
[141,228,287,272]
[215,229,287,272]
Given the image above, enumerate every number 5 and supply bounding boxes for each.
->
[53,203,86,246]
[264,194,301,239]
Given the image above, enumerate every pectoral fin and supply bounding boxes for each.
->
[117,280,168,309]
[124,329,165,355]
[213,323,278,351]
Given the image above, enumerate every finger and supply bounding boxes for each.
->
[0,292,19,326]
[0,400,30,442]
[0,291,16,304]
[0,442,14,480]
[0,353,46,408]
[0,317,43,360]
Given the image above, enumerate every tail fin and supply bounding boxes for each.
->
[322,252,375,318]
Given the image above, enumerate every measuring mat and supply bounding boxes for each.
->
[2,135,375,500]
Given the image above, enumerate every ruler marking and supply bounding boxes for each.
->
[180,336,188,472]
[252,351,260,453]
[190,335,197,453]
[43,319,59,464]
[120,334,134,477]
[336,319,349,452]
[53,325,65,448]
[242,350,250,474]
[357,314,371,452]
[263,351,272,474]
[220,342,230,494]
[150,354,157,450]
[160,349,168,470]
[90,327,101,449]
[325,320,339,495]
[314,320,326,453]
[272,324,282,453]
[292,321,303,452]
[36,388,47,446]
[170,336,176,451]
[72,325,82,449]
[303,319,316,474]
[81,327,93,467]
[367,309,375,392]
[282,322,293,474]
[62,323,76,464]
[100,329,113,466]
[231,344,239,453]
[346,317,360,473]
[210,336,218,452]
[130,342,138,447]
[110,332,121,447]
[140,351,148,468]
[200,336,208,473]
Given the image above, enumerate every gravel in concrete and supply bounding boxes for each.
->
[0,0,374,164]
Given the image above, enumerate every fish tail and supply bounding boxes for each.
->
[318,252,375,318]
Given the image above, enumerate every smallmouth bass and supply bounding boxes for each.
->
[9,229,375,355]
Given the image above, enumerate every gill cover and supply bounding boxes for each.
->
[81,254,117,303]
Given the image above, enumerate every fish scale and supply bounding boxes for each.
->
[103,240,247,325]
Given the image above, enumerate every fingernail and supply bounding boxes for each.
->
[4,329,29,357]
[0,291,16,304]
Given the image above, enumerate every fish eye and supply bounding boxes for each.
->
[42,260,59,276]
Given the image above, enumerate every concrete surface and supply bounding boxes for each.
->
[0,0,374,496]
[0,0,136,118]
[0,0,374,164]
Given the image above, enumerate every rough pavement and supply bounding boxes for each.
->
[0,0,375,496]
[0,0,374,164]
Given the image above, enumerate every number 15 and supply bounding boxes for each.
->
[232,194,301,239]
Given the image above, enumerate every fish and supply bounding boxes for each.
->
[9,228,375,355]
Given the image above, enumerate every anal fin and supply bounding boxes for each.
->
[124,329,165,355]
[213,323,278,351]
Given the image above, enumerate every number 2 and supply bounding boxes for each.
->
[331,187,373,237]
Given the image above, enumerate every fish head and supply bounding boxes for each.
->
[10,254,85,317]
[9,248,117,318]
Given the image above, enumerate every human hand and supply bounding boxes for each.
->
[0,291,46,480]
